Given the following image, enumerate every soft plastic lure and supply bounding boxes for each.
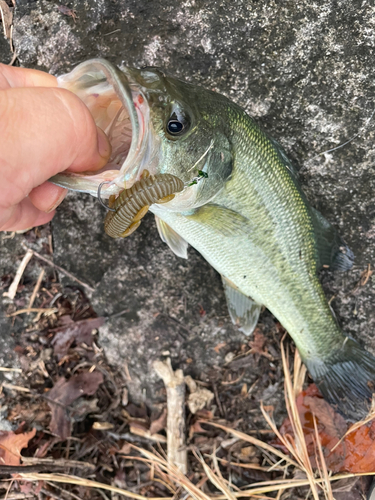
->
[104,171,184,238]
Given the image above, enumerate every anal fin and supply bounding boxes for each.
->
[155,215,189,259]
[222,276,262,336]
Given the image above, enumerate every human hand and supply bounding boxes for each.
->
[0,63,111,232]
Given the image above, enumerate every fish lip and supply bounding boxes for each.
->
[50,58,152,198]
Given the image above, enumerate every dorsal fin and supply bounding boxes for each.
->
[222,276,262,336]
[309,207,354,272]
[268,136,299,179]
[155,215,189,259]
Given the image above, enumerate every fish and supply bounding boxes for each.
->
[51,58,375,421]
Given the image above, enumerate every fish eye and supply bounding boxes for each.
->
[167,120,184,135]
[166,108,190,137]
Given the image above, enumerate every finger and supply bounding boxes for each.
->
[28,182,67,213]
[0,63,57,89]
[0,87,111,208]
[0,198,55,232]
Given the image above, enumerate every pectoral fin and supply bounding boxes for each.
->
[310,207,354,272]
[222,276,262,336]
[188,204,253,237]
[155,216,189,259]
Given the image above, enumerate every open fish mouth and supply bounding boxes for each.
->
[50,59,152,198]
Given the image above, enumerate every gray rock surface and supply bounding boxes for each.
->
[1,1,374,410]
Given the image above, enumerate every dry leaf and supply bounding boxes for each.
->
[0,428,36,465]
[47,371,103,440]
[185,375,214,414]
[149,408,167,435]
[279,383,375,473]
[51,316,104,360]
[248,330,273,360]
[189,419,209,439]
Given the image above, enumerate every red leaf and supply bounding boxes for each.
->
[0,429,36,466]
[279,384,375,473]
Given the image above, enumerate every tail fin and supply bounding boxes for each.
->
[304,338,375,421]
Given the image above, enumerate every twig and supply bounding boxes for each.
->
[21,244,95,293]
[7,51,17,66]
[103,28,121,36]
[0,0,12,39]
[19,473,164,500]
[39,488,63,500]
[22,457,95,471]
[0,464,81,474]
[6,307,58,317]
[3,249,33,300]
[350,264,373,295]
[153,358,187,474]
[0,367,21,373]
[28,268,45,311]
[0,494,34,500]
[129,426,167,443]
[108,431,165,445]
[45,482,83,500]
[212,382,224,417]
[1,382,30,393]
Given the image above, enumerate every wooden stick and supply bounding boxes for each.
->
[28,268,45,311]
[153,358,187,474]
[7,307,58,317]
[22,243,95,293]
[3,249,33,300]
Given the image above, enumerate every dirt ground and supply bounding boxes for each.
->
[0,0,375,498]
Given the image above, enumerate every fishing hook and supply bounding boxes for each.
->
[97,181,116,212]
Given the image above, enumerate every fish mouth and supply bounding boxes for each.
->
[50,59,152,198]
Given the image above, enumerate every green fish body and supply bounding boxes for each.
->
[51,59,374,420]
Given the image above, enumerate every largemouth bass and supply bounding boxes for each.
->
[51,59,374,421]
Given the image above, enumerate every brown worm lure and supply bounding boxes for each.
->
[104,171,184,238]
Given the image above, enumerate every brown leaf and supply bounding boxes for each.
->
[195,408,214,420]
[119,442,132,454]
[51,317,104,360]
[304,394,347,439]
[47,371,103,440]
[248,330,273,360]
[189,420,207,439]
[0,429,36,465]
[279,383,375,473]
[249,329,266,353]
[149,408,167,435]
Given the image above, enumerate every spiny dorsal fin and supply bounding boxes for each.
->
[268,136,299,179]
[309,207,354,272]
[222,276,262,336]
[155,215,189,259]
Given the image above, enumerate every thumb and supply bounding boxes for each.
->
[0,86,111,210]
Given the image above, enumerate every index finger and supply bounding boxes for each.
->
[0,63,57,90]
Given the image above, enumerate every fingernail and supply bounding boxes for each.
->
[45,189,67,213]
[97,127,111,159]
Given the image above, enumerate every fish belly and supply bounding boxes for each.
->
[150,204,343,361]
